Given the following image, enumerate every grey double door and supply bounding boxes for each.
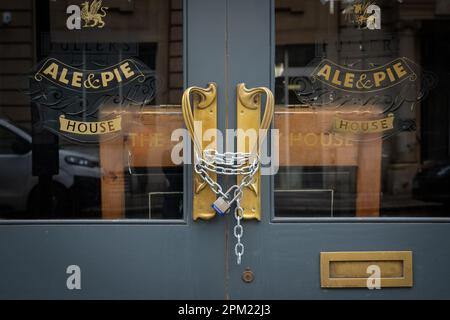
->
[187,0,450,299]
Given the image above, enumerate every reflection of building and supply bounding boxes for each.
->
[275,0,449,215]
[0,0,183,127]
[0,0,184,219]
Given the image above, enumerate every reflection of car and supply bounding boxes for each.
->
[412,161,450,205]
[0,118,101,218]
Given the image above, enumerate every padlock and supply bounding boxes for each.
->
[212,197,231,216]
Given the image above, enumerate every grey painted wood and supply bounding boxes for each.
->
[225,0,450,299]
[1,0,449,300]
[0,0,228,299]
[0,224,222,299]
[228,222,450,299]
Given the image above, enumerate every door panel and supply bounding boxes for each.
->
[230,222,450,299]
[0,224,225,299]
[0,0,227,299]
[226,0,450,299]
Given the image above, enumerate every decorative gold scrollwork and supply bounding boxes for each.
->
[236,83,274,220]
[182,83,218,220]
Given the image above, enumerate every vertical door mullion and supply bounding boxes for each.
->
[225,0,274,297]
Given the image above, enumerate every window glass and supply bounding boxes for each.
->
[0,126,30,155]
[275,0,449,218]
[0,0,183,219]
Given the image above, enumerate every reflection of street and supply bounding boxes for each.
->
[275,190,450,218]
[381,194,447,217]
[0,119,101,219]
[124,167,183,219]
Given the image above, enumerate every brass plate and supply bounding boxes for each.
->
[192,84,217,220]
[320,251,413,288]
[236,84,262,220]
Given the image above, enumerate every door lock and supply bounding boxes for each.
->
[212,197,231,216]
[182,83,273,224]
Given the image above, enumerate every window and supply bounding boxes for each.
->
[0,0,183,220]
[0,125,30,155]
[274,0,450,218]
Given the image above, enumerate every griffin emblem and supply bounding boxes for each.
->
[81,0,108,28]
[343,0,373,29]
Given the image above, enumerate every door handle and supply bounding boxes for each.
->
[236,83,274,220]
[182,83,218,220]
[181,83,273,222]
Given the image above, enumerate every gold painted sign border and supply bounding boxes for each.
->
[320,251,413,288]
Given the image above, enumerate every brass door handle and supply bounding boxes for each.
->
[182,83,218,220]
[236,83,274,220]
[181,83,274,221]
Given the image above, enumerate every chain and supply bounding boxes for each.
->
[194,150,259,200]
[234,198,244,264]
[181,83,274,265]
[195,149,259,264]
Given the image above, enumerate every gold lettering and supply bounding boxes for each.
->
[153,133,164,147]
[350,122,359,132]
[393,62,407,78]
[101,71,114,87]
[59,68,70,85]
[373,71,386,87]
[334,116,395,134]
[113,68,123,83]
[343,73,354,88]
[78,122,87,133]
[59,116,122,135]
[72,71,83,87]
[304,133,318,146]
[317,64,332,81]
[334,134,344,146]
[371,120,379,131]
[107,120,116,132]
[42,62,59,80]
[331,69,342,86]
[338,119,348,130]
[386,68,396,82]
[320,134,333,147]
[128,133,138,147]
[289,133,303,147]
[65,119,76,132]
[120,62,135,79]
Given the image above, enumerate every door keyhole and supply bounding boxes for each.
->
[242,268,255,283]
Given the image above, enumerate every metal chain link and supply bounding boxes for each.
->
[233,188,245,264]
[182,83,274,266]
[194,149,260,264]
